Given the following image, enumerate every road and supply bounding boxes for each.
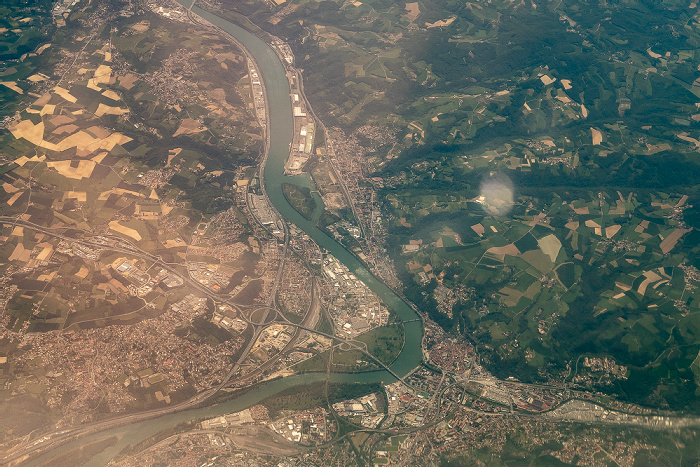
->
[293,67,365,239]
[0,216,245,316]
[0,217,407,465]
[220,277,323,388]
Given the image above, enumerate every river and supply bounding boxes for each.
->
[27,4,423,465]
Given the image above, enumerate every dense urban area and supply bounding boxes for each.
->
[0,0,699,465]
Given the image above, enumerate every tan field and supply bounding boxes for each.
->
[94,103,129,117]
[591,127,603,145]
[87,126,111,139]
[426,16,456,28]
[102,89,121,101]
[46,160,96,179]
[87,65,112,90]
[9,120,45,145]
[53,86,77,103]
[659,228,690,254]
[103,132,133,149]
[166,148,182,167]
[405,2,420,21]
[109,221,142,241]
[529,212,546,226]
[130,20,150,32]
[36,43,51,54]
[28,74,49,82]
[677,133,700,148]
[539,75,556,85]
[647,47,662,59]
[92,151,108,163]
[8,243,30,262]
[50,114,75,126]
[486,244,520,261]
[65,191,87,202]
[117,74,139,90]
[98,185,145,200]
[36,245,54,261]
[555,91,572,103]
[48,130,95,151]
[609,200,626,215]
[637,270,662,296]
[537,234,562,262]
[7,192,23,206]
[36,271,56,282]
[33,93,51,106]
[40,104,56,116]
[605,225,621,238]
[75,266,89,279]
[2,183,19,193]
[53,124,79,135]
[561,79,572,89]
[164,238,186,248]
[14,124,131,153]
[1,81,23,94]
[13,154,45,167]
[173,118,206,136]
[97,191,116,201]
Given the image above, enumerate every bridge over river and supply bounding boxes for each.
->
[16,2,424,465]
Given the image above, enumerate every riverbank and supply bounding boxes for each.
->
[9,3,425,464]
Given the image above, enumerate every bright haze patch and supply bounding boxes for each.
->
[478,172,514,216]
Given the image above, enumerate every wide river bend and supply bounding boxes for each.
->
[28,4,423,465]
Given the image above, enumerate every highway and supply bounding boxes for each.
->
[0,1,424,463]
[0,216,245,316]
[0,219,410,465]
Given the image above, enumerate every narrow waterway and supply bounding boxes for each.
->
[27,4,423,465]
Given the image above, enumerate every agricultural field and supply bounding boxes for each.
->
[0,0,56,119]
[0,0,282,437]
[216,0,700,413]
[0,2,265,334]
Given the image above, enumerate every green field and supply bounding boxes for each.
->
[282,182,317,220]
[214,0,700,413]
[355,322,404,367]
